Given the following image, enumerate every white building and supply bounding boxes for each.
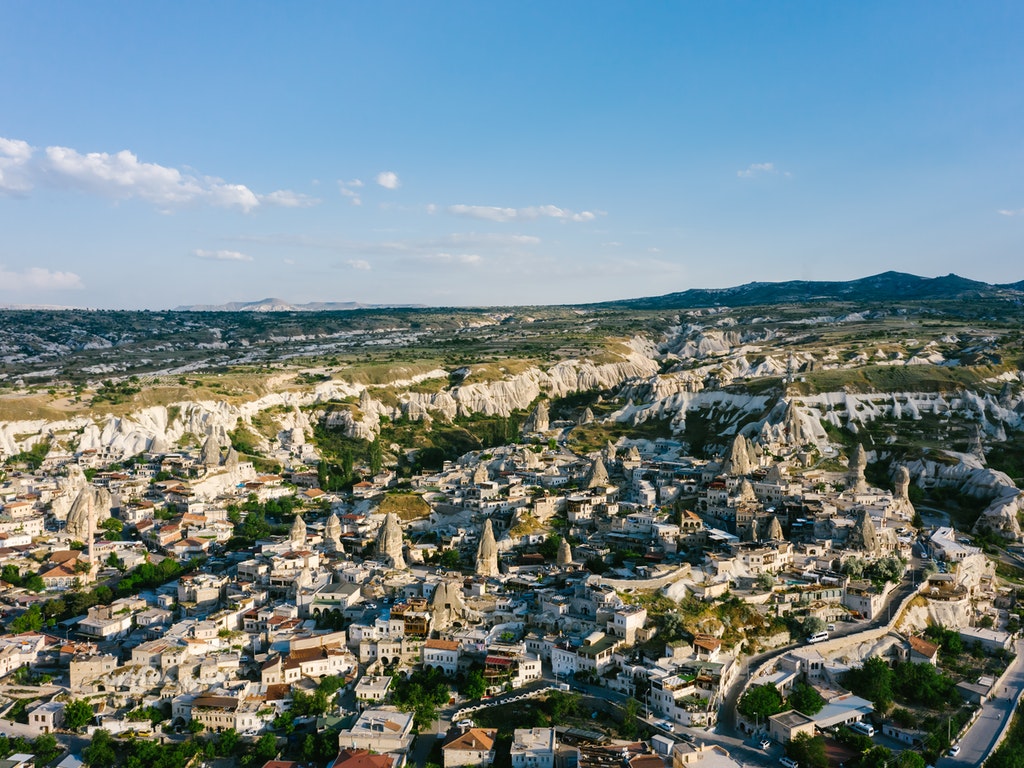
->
[510,728,556,768]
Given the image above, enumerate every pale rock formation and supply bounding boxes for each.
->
[224,446,240,472]
[723,434,756,475]
[149,432,169,454]
[324,512,342,552]
[294,565,312,595]
[603,440,617,464]
[523,401,550,433]
[848,444,868,494]
[475,518,500,577]
[52,465,90,521]
[376,513,406,570]
[765,463,785,484]
[578,408,594,425]
[888,465,918,521]
[585,456,609,489]
[848,509,878,553]
[556,538,573,567]
[736,479,757,503]
[625,445,641,464]
[290,514,307,548]
[974,489,1024,540]
[763,516,783,542]
[200,433,222,467]
[66,486,111,541]
[430,580,468,631]
[472,464,489,485]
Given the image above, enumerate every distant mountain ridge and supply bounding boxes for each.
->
[174,298,425,312]
[593,271,1024,310]
[173,272,1024,312]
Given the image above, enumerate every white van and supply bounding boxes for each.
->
[850,721,875,737]
[807,631,829,644]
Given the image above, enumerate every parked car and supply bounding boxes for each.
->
[948,745,961,757]
[759,737,771,750]
[780,757,799,768]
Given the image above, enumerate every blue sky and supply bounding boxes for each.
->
[1,2,1022,309]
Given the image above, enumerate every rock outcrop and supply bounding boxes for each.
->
[848,509,878,553]
[724,434,756,475]
[376,513,406,570]
[848,444,869,494]
[430,580,468,631]
[324,512,342,552]
[523,401,550,434]
[585,456,609,489]
[290,514,307,548]
[475,518,500,577]
[557,538,573,567]
[66,486,112,541]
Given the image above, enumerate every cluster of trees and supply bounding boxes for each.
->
[5,557,199,634]
[1,564,44,592]
[0,732,62,766]
[841,656,960,712]
[737,681,825,720]
[390,667,452,731]
[92,378,142,405]
[841,556,906,585]
[83,727,278,768]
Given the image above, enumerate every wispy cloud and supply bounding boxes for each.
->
[0,265,84,291]
[376,171,400,190]
[338,179,364,206]
[997,208,1024,217]
[347,259,372,270]
[447,204,597,223]
[423,252,482,266]
[0,135,319,211]
[235,231,540,254]
[737,162,790,179]
[194,249,253,262]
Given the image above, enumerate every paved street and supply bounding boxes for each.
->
[939,638,1024,767]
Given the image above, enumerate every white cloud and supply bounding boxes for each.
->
[424,252,483,266]
[0,134,319,211]
[737,162,790,179]
[0,265,84,291]
[194,249,253,262]
[997,208,1024,217]
[347,259,372,270]
[259,189,319,208]
[376,171,400,189]
[338,179,364,206]
[448,204,597,223]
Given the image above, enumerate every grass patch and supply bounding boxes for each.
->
[377,493,431,521]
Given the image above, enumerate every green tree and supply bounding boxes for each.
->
[1,564,22,586]
[738,683,785,720]
[619,698,640,739]
[788,682,826,716]
[64,698,95,730]
[369,438,384,475]
[253,733,279,763]
[842,656,893,712]
[216,728,239,756]
[895,751,926,768]
[23,574,45,593]
[33,733,60,767]
[83,730,117,768]
[461,670,487,700]
[537,534,562,560]
[10,604,44,633]
[786,733,828,768]
[801,616,826,638]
